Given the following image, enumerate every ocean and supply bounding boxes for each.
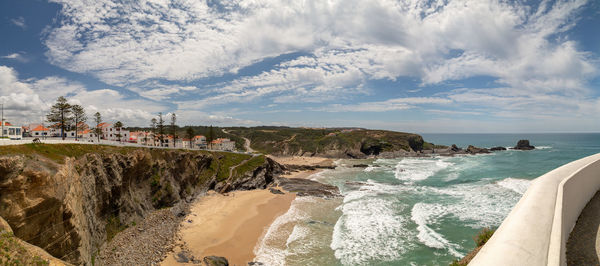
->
[254,133,600,265]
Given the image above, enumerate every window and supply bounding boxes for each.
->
[16,129,21,135]
[9,128,15,135]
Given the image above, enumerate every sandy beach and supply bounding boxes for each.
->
[269,156,335,179]
[268,155,334,167]
[162,189,295,265]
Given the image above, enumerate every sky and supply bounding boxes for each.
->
[0,0,599,133]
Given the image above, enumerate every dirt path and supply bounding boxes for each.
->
[222,129,256,153]
[242,137,255,153]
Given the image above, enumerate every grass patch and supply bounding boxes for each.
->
[0,143,137,164]
[212,152,251,181]
[232,155,266,180]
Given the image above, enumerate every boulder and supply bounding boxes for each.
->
[0,216,13,234]
[269,188,284,195]
[490,146,507,151]
[352,164,369,168]
[514,140,535,150]
[466,145,490,154]
[203,256,229,266]
[450,144,461,152]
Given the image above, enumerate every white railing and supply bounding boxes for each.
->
[470,153,600,266]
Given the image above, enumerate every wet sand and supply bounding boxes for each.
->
[162,190,295,265]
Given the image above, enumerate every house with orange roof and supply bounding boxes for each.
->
[209,138,235,151]
[30,125,50,137]
[181,135,207,149]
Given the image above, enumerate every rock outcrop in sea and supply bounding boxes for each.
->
[514,139,535,150]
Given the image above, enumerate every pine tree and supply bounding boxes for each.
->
[185,127,194,149]
[170,113,177,147]
[72,105,86,141]
[157,113,165,146]
[46,96,72,140]
[208,125,214,149]
[114,121,123,142]
[93,112,102,142]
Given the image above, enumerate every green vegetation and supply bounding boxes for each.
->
[0,231,49,265]
[227,127,430,155]
[105,215,128,242]
[449,228,495,266]
[0,143,137,164]
[474,228,495,247]
[213,152,252,181]
[232,155,266,179]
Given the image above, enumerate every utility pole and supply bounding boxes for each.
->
[1,103,4,138]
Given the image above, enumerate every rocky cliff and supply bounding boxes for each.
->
[0,144,282,265]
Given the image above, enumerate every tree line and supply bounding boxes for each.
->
[46,96,124,141]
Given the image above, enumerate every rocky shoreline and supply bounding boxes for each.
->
[377,139,535,159]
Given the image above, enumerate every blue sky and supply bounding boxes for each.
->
[0,0,599,133]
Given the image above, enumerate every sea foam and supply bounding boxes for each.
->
[394,158,453,182]
[411,203,464,258]
[331,181,412,265]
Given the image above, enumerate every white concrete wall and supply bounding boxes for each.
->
[470,153,600,266]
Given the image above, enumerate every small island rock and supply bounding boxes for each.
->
[450,144,461,152]
[514,140,535,150]
[466,145,490,154]
[490,146,507,151]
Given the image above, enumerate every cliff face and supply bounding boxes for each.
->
[0,145,281,265]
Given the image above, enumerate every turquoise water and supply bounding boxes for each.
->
[256,134,600,265]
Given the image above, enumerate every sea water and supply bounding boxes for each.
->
[255,133,600,265]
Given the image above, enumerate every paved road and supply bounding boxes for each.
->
[566,190,600,265]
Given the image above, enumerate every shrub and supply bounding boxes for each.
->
[474,228,495,247]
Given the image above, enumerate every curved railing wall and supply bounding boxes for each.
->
[470,153,600,266]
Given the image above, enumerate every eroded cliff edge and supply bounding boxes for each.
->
[0,144,282,265]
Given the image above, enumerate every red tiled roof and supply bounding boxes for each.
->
[32,125,50,131]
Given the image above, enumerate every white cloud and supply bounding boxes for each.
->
[0,65,163,126]
[44,0,597,98]
[317,97,452,112]
[10,17,26,29]
[34,0,600,131]
[1,53,30,63]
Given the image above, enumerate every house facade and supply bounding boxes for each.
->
[209,138,235,151]
[97,123,130,142]
[0,122,22,140]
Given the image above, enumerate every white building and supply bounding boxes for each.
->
[209,138,235,151]
[182,135,207,149]
[0,121,22,140]
[97,122,130,142]
[30,124,50,137]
